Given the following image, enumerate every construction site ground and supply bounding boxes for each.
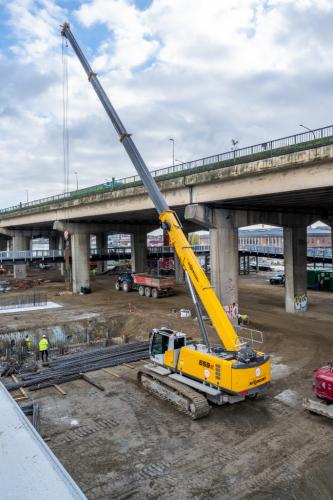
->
[1,270,333,499]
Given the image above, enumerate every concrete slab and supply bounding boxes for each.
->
[0,301,63,314]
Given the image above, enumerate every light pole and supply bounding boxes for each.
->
[300,124,316,141]
[169,138,175,167]
[25,190,29,203]
[74,171,79,190]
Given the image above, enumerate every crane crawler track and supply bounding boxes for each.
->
[137,368,210,419]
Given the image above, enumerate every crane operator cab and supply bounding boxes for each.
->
[150,328,186,369]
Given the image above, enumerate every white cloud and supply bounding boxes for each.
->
[1,0,333,208]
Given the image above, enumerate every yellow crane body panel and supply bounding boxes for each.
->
[176,347,270,394]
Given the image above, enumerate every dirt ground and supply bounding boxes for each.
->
[2,271,333,499]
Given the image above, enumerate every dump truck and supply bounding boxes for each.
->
[115,272,174,298]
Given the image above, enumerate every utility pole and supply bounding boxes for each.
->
[169,138,175,167]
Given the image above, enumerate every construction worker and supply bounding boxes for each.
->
[238,313,249,326]
[25,334,31,352]
[39,335,49,362]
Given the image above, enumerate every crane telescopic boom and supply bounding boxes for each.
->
[61,23,240,352]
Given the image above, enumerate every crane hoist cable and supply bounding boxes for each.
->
[61,36,71,287]
[62,36,70,197]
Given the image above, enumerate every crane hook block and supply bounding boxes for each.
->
[60,22,70,36]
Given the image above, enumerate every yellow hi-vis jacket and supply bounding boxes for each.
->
[25,337,31,351]
[39,338,48,351]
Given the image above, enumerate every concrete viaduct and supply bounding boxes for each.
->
[1,143,333,314]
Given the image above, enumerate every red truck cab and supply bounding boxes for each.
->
[313,364,333,402]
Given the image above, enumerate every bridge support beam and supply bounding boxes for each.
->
[284,225,308,313]
[13,232,30,279]
[131,232,147,273]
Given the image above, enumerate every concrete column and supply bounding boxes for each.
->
[284,226,308,313]
[131,232,147,273]
[71,232,90,293]
[13,232,30,279]
[210,209,239,309]
[331,226,333,270]
[0,237,8,251]
[95,232,106,273]
[58,234,64,276]
[174,253,185,284]
[174,231,188,284]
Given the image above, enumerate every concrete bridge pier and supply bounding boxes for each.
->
[49,232,65,276]
[209,209,239,310]
[53,222,91,293]
[184,204,239,312]
[0,237,8,251]
[174,231,188,284]
[71,232,90,293]
[284,225,308,313]
[95,232,107,273]
[131,232,148,273]
[13,232,30,279]
[174,253,185,284]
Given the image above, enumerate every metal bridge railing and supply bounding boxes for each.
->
[0,245,331,262]
[1,125,333,215]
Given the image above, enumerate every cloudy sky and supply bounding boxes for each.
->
[0,0,333,209]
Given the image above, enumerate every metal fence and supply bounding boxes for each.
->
[1,125,333,215]
[0,292,47,310]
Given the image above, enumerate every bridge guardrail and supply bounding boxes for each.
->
[1,125,333,215]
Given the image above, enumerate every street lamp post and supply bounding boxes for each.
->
[74,171,79,190]
[25,190,29,203]
[300,124,316,142]
[169,138,175,167]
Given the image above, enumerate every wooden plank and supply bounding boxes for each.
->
[53,384,67,396]
[102,368,121,379]
[80,374,105,392]
[13,396,29,402]
[122,363,135,369]
[11,375,29,399]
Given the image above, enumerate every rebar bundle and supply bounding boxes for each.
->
[4,341,149,392]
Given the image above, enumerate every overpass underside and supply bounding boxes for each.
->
[0,145,333,312]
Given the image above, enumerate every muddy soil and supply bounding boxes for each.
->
[3,271,333,499]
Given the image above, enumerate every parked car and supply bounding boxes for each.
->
[269,273,285,285]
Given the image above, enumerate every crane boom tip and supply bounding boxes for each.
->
[60,22,70,36]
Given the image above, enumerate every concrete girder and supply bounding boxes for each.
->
[53,220,157,235]
[185,204,317,229]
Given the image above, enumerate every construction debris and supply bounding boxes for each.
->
[4,341,149,392]
[20,401,40,432]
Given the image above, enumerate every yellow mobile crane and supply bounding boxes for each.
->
[61,24,270,419]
